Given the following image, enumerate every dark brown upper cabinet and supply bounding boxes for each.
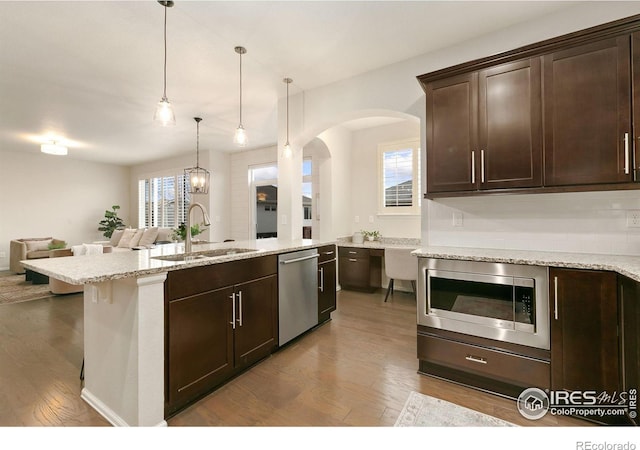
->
[543,36,632,186]
[424,59,542,194]
[479,58,542,189]
[418,14,640,198]
[425,72,478,193]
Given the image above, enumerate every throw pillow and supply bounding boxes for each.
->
[117,229,138,248]
[128,229,145,248]
[110,229,125,246]
[138,227,159,247]
[25,239,53,252]
[156,227,173,243]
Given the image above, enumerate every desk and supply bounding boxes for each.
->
[337,238,420,292]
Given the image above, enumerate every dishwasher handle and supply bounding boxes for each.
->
[280,254,320,265]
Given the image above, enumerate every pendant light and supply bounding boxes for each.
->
[185,117,210,194]
[233,46,248,147]
[153,0,176,126]
[282,77,293,158]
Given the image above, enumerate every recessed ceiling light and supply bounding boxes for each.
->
[41,141,68,156]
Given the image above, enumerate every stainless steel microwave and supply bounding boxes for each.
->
[418,258,550,350]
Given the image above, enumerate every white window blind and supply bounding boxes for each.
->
[138,174,190,228]
[378,139,420,215]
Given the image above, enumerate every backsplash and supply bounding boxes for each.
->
[425,190,640,256]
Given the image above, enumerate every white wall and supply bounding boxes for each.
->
[349,120,420,239]
[0,149,129,270]
[316,126,353,240]
[229,145,278,241]
[428,191,640,256]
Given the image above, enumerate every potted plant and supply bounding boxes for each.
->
[98,205,125,238]
[361,230,381,241]
[172,222,207,242]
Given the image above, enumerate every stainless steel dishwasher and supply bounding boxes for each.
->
[278,248,319,346]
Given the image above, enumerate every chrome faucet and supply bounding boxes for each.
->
[186,202,212,254]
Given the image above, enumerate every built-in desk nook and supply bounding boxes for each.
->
[337,237,420,292]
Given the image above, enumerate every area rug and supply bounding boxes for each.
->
[0,272,54,305]
[394,391,517,427]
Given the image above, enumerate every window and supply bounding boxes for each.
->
[251,163,279,239]
[138,174,191,228]
[378,139,420,215]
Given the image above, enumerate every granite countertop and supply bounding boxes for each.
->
[21,238,336,285]
[336,237,421,249]
[412,245,640,283]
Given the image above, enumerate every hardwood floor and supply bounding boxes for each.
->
[0,287,588,427]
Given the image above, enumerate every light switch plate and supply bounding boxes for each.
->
[452,212,463,227]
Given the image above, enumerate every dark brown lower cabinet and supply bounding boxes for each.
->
[550,268,619,393]
[338,246,382,292]
[417,327,550,399]
[168,287,234,411]
[619,275,640,425]
[165,256,278,416]
[318,244,337,323]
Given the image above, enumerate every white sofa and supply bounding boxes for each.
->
[97,227,174,252]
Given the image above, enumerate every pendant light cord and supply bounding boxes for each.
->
[163,4,168,99]
[196,120,200,167]
[239,51,243,125]
[286,80,289,144]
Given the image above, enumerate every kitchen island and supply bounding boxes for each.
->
[21,238,334,427]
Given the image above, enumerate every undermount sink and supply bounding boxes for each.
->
[152,248,259,262]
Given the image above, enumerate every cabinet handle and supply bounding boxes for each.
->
[323,251,335,256]
[237,291,243,327]
[471,150,475,184]
[349,258,357,262]
[319,267,324,292]
[481,149,485,183]
[553,276,559,321]
[229,293,236,329]
[624,133,630,175]
[465,355,487,364]
[348,251,357,254]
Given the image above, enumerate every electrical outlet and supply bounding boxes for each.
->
[369,215,374,223]
[0,252,5,259]
[355,216,360,223]
[627,210,640,228]
[452,212,463,227]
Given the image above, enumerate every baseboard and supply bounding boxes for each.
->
[81,387,167,427]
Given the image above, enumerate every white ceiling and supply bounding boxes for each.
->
[0,0,578,166]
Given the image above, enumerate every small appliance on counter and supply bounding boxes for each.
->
[352,231,364,244]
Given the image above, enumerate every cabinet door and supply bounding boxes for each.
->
[543,36,632,186]
[233,275,278,370]
[619,275,640,425]
[318,259,337,323]
[550,268,619,393]
[167,286,234,410]
[425,72,478,193]
[478,58,542,189]
[338,256,371,291]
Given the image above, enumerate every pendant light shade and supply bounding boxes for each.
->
[154,1,176,126]
[185,117,211,194]
[234,46,248,147]
[282,77,293,158]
